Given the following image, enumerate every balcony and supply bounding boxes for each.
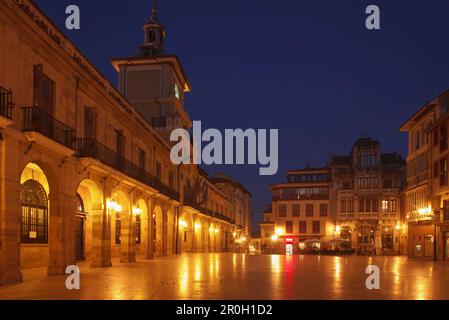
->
[183,197,235,224]
[0,87,13,127]
[76,138,180,201]
[22,107,75,156]
[151,117,167,128]
[272,194,329,201]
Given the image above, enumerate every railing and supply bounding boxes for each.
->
[0,87,13,119]
[184,197,235,224]
[151,117,167,128]
[22,107,75,149]
[76,138,180,201]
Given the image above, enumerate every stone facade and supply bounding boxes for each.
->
[260,138,406,255]
[0,0,251,286]
[401,89,449,261]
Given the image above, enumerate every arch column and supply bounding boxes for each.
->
[0,143,22,285]
[120,192,136,264]
[48,191,75,275]
[90,202,112,268]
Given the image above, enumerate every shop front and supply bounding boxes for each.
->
[408,221,434,259]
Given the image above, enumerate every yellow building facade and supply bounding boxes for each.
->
[0,0,251,286]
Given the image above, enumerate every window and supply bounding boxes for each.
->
[347,199,354,213]
[440,126,448,152]
[320,204,328,217]
[20,180,48,244]
[84,107,97,138]
[156,161,162,181]
[116,130,125,158]
[371,198,378,212]
[359,198,365,212]
[299,221,307,234]
[279,204,287,218]
[306,204,314,217]
[340,200,347,213]
[136,215,141,244]
[435,161,439,179]
[292,204,300,217]
[115,212,122,245]
[415,129,421,150]
[169,171,175,189]
[286,221,293,234]
[313,221,321,234]
[33,65,54,116]
[138,148,146,170]
[383,179,392,189]
[440,158,448,186]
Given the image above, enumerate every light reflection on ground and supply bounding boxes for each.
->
[0,254,448,300]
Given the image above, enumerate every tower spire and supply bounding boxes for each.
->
[140,0,166,57]
[150,0,158,23]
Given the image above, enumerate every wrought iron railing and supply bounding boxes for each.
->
[22,107,75,149]
[152,117,167,128]
[183,197,235,224]
[0,87,13,119]
[76,138,180,201]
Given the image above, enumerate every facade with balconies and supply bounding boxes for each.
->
[331,138,406,255]
[0,0,251,286]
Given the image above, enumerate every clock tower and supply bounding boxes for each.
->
[111,0,192,142]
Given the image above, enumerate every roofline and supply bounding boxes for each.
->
[110,55,192,92]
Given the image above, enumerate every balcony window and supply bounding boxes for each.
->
[306,204,314,217]
[292,204,300,217]
[440,158,448,186]
[299,221,307,234]
[440,126,447,152]
[278,204,287,218]
[313,221,321,234]
[320,204,328,217]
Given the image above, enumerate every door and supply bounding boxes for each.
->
[424,235,433,258]
[74,214,86,261]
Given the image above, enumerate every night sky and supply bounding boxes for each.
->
[34,0,449,231]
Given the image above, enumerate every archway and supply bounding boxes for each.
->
[19,163,50,269]
[76,179,103,263]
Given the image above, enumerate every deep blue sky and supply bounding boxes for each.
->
[35,0,449,231]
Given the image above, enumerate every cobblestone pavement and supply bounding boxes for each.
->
[0,254,448,300]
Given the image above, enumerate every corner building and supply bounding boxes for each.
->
[0,0,251,286]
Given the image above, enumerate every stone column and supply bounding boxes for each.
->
[0,135,23,284]
[120,206,136,263]
[90,202,112,268]
[162,205,168,256]
[48,191,75,275]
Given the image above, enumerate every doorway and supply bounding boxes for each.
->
[424,235,433,258]
[74,213,86,261]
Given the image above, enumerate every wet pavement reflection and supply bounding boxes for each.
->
[0,254,448,300]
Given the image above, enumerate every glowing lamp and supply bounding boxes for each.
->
[132,207,142,215]
[179,219,188,228]
[271,234,279,242]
